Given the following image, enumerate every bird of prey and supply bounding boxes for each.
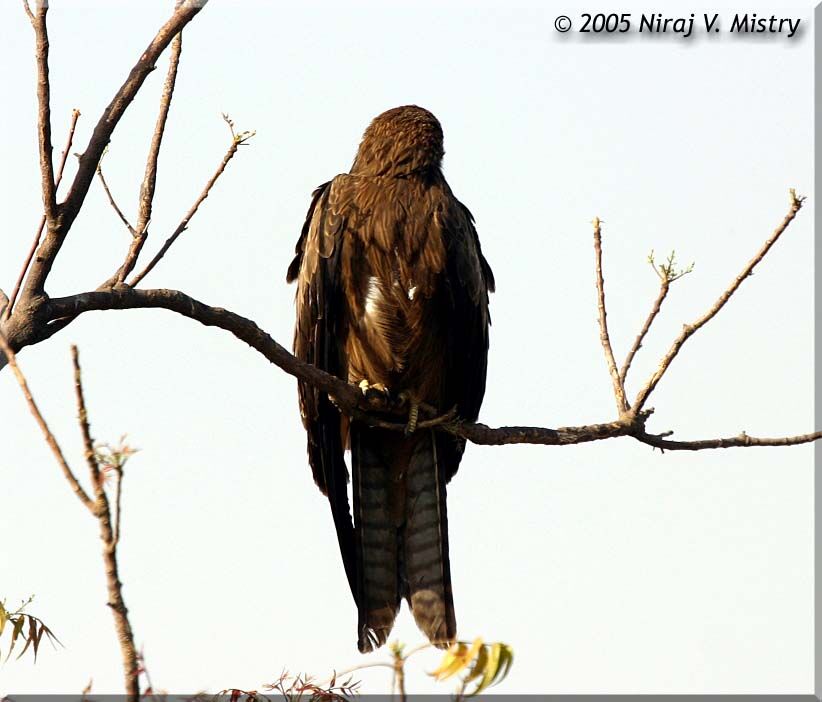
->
[287,105,494,653]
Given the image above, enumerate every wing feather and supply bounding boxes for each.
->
[289,176,358,601]
[437,197,494,481]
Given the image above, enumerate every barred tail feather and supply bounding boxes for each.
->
[352,423,401,653]
[404,430,456,648]
[352,425,456,652]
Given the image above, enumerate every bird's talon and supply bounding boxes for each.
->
[358,379,391,409]
[399,392,421,435]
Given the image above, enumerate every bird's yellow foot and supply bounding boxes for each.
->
[358,379,390,410]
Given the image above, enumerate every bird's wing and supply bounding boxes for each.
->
[438,197,495,481]
[288,176,358,601]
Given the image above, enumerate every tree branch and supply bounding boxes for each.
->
[19,0,207,301]
[5,109,80,320]
[31,1,56,225]
[635,428,822,451]
[72,345,102,496]
[619,276,669,387]
[43,287,818,451]
[72,347,140,699]
[96,159,137,237]
[112,27,184,284]
[0,333,93,511]
[632,190,805,412]
[47,286,363,412]
[129,115,255,287]
[592,217,629,414]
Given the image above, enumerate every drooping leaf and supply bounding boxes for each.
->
[472,642,502,696]
[495,644,514,685]
[7,616,26,660]
[430,642,468,680]
[470,642,514,695]
[462,643,489,686]
[15,616,38,660]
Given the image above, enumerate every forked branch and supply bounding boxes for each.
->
[2,339,141,699]
[111,26,185,285]
[4,108,80,320]
[129,114,256,286]
[19,0,207,302]
[2,1,817,462]
[631,189,805,412]
[592,217,629,414]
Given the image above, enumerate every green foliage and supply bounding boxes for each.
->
[648,249,695,283]
[429,637,514,697]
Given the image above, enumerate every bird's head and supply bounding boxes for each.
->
[351,105,444,178]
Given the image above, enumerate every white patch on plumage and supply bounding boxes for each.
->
[364,276,382,319]
[408,285,417,301]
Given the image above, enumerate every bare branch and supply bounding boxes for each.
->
[93,484,139,701]
[0,332,93,511]
[112,464,124,547]
[129,115,255,286]
[47,287,363,413]
[5,109,80,320]
[636,428,822,451]
[592,217,629,414]
[71,345,102,493]
[31,1,56,224]
[20,0,207,302]
[619,277,669,387]
[21,0,34,22]
[42,286,818,452]
[633,190,805,412]
[70,346,140,698]
[96,159,136,236]
[114,28,185,284]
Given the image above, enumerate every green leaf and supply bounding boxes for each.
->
[472,642,502,696]
[431,642,468,681]
[493,644,514,687]
[463,643,488,686]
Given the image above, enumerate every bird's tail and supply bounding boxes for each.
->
[404,429,456,648]
[351,424,455,653]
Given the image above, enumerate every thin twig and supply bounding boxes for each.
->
[636,428,822,451]
[5,108,80,320]
[633,190,805,412]
[21,0,34,21]
[129,117,255,286]
[0,333,93,511]
[592,217,629,414]
[114,28,184,284]
[394,656,406,702]
[112,464,124,547]
[96,160,137,236]
[619,277,669,386]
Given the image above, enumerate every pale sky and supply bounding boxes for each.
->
[0,0,815,695]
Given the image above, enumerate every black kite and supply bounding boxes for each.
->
[288,105,494,652]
